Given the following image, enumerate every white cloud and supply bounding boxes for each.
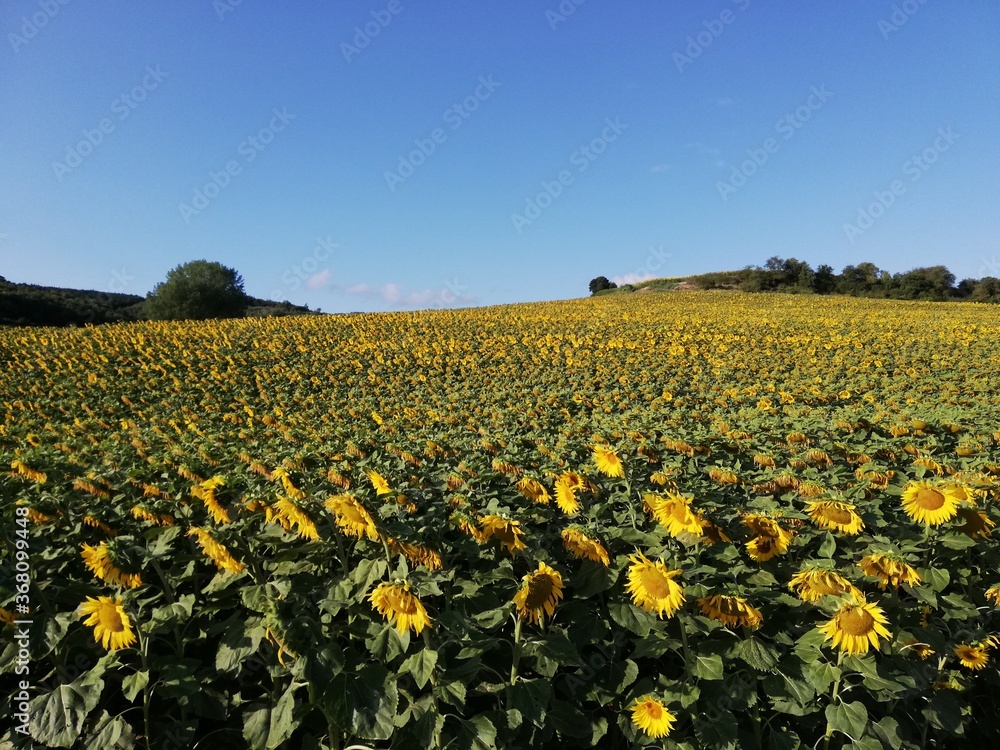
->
[612,272,655,286]
[305,268,331,290]
[650,163,674,173]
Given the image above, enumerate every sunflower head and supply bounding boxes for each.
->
[858,553,922,589]
[956,507,994,539]
[626,553,685,618]
[325,494,380,541]
[512,562,565,625]
[954,643,989,671]
[561,527,610,566]
[697,594,762,629]
[630,695,675,739]
[788,568,862,603]
[645,492,704,538]
[79,596,137,650]
[805,500,864,536]
[818,598,891,656]
[480,515,527,553]
[901,481,961,526]
[554,473,583,515]
[369,581,431,635]
[592,445,625,478]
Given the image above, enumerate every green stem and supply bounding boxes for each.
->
[379,533,395,569]
[510,616,523,686]
[822,650,846,748]
[678,616,692,682]
[136,626,152,750]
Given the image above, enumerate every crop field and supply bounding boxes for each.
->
[2,291,999,749]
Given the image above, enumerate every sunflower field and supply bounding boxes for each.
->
[2,291,999,749]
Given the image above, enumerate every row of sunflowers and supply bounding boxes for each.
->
[1,291,999,748]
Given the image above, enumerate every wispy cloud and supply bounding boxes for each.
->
[612,271,655,286]
[650,163,674,174]
[305,269,332,290]
[344,281,476,308]
[715,96,735,106]
[687,141,726,168]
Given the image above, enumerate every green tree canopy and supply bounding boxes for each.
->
[144,260,249,321]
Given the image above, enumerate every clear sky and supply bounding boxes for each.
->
[1,0,998,312]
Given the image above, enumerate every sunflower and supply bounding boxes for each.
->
[561,528,610,566]
[388,539,443,571]
[451,512,488,544]
[805,500,864,536]
[859,553,922,589]
[956,507,994,538]
[0,607,15,625]
[900,481,961,525]
[788,568,862,603]
[626,554,685,618]
[516,476,550,504]
[188,527,246,573]
[367,470,392,496]
[901,638,935,659]
[512,562,565,625]
[325,494,379,541]
[745,532,791,562]
[699,517,731,545]
[81,543,142,589]
[480,515,527,553]
[697,595,763,628]
[818,599,891,655]
[987,585,1000,606]
[630,695,675,739]
[369,581,431,635]
[592,445,625,478]
[645,493,704,538]
[554,472,583,515]
[273,497,320,540]
[78,596,136,650]
[954,643,989,670]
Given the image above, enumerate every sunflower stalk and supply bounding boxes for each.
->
[510,615,523,686]
[821,650,846,749]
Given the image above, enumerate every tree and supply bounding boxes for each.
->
[589,276,617,295]
[144,260,249,320]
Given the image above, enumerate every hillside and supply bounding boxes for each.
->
[0,276,314,327]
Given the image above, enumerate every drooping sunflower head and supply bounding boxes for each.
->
[78,596,136,650]
[554,473,582,515]
[788,568,862,603]
[512,562,565,625]
[817,598,891,656]
[81,542,142,589]
[480,515,527,553]
[858,553,922,589]
[954,643,989,670]
[645,492,704,538]
[188,527,246,574]
[900,481,961,526]
[986,585,1000,607]
[630,695,675,739]
[626,553,685,618]
[369,581,431,635]
[805,500,864,536]
[592,445,625,478]
[697,594,763,629]
[325,494,379,541]
[516,476,550,504]
[901,638,935,660]
[367,470,392,496]
[956,507,995,539]
[561,527,610,566]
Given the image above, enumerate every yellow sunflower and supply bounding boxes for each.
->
[788,568,862,603]
[858,553,922,589]
[367,470,392,496]
[954,643,989,670]
[325,494,380,541]
[901,638,935,659]
[626,554,685,618]
[516,476,550,504]
[592,445,625,478]
[986,585,1000,606]
[630,695,675,739]
[956,507,994,538]
[645,493,704,538]
[512,562,565,625]
[818,599,891,655]
[480,515,527,553]
[900,481,961,526]
[81,543,142,589]
[561,528,610,566]
[188,527,246,573]
[697,595,763,628]
[369,581,431,635]
[554,472,583,515]
[805,500,864,536]
[78,596,136,650]
[272,497,320,540]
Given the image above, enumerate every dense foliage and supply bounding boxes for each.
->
[1,292,999,749]
[143,261,250,321]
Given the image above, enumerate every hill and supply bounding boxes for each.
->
[0,276,314,327]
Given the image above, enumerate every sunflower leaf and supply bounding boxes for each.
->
[400,648,438,689]
[825,700,868,740]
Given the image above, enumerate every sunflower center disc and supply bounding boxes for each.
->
[838,606,875,636]
[99,606,126,634]
[525,575,555,609]
[640,569,675,599]
[914,488,945,510]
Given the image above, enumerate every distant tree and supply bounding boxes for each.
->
[812,264,837,294]
[971,277,1000,303]
[890,266,955,301]
[589,276,617,295]
[144,260,248,321]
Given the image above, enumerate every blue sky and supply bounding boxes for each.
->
[1,0,998,312]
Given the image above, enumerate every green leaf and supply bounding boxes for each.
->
[368,622,409,661]
[84,711,134,750]
[400,648,438,689]
[807,661,842,691]
[608,601,653,637]
[818,532,837,558]
[691,653,724,681]
[122,670,149,702]
[825,701,868,740]
[921,567,950,592]
[571,561,615,597]
[938,533,976,550]
[29,683,99,748]
[327,665,399,740]
[548,700,597,739]
[872,716,905,749]
[243,683,298,750]
[507,678,550,727]
[433,679,467,708]
[452,714,498,750]
[693,712,739,750]
[536,630,583,666]
[732,636,780,672]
